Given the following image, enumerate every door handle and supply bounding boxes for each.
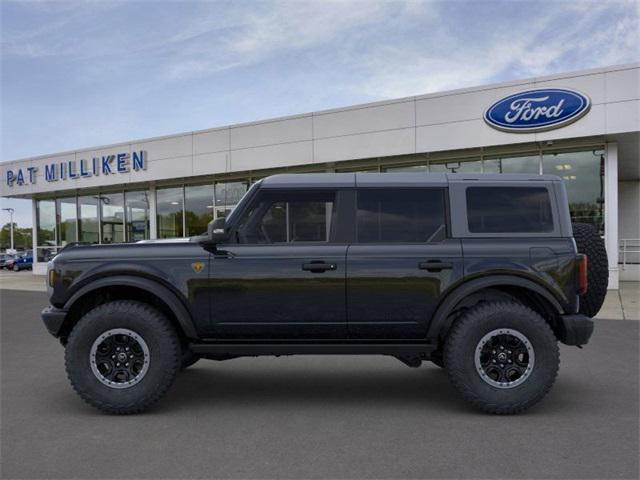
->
[418,261,453,272]
[302,262,337,273]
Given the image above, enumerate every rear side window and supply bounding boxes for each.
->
[356,189,446,243]
[466,187,554,233]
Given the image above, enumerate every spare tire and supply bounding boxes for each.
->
[572,223,608,317]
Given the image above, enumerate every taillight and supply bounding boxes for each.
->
[578,254,588,295]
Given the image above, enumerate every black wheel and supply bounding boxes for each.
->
[180,348,200,369]
[572,223,608,317]
[65,300,181,414]
[444,301,559,414]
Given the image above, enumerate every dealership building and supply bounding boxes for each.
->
[1,63,638,286]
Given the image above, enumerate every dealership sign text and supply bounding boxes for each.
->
[484,88,591,132]
[5,151,146,187]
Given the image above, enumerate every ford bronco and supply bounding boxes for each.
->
[42,173,605,414]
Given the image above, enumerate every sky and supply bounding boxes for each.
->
[1,0,639,228]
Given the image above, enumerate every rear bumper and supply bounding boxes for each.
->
[41,306,68,338]
[557,314,594,346]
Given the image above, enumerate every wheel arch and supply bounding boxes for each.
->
[60,275,198,343]
[427,275,565,342]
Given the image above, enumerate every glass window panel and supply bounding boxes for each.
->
[157,187,184,239]
[125,191,150,242]
[100,193,124,244]
[237,191,335,244]
[429,159,482,173]
[214,181,248,219]
[56,197,77,246]
[185,184,214,237]
[466,187,554,233]
[484,155,541,174]
[356,189,446,243]
[384,165,428,173]
[78,196,99,243]
[543,150,604,233]
[36,199,56,246]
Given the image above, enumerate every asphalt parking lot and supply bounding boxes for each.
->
[1,289,638,479]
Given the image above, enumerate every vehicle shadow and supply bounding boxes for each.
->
[160,360,472,414]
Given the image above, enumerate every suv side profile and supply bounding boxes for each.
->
[42,173,597,414]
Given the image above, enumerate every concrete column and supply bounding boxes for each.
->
[31,198,44,275]
[605,142,619,290]
[149,185,157,239]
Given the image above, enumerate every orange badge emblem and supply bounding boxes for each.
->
[191,262,205,273]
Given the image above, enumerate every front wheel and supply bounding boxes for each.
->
[444,301,559,414]
[65,300,181,414]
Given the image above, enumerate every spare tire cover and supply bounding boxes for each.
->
[572,223,608,317]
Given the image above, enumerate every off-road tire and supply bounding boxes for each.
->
[181,349,200,369]
[572,223,608,317]
[65,300,181,414]
[444,301,559,414]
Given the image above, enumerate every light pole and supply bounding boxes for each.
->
[2,207,15,251]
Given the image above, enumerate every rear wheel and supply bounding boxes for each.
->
[572,223,608,317]
[65,300,181,414]
[444,301,559,414]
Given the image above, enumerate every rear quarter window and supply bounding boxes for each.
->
[466,186,554,233]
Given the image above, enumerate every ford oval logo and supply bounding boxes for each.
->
[484,88,591,133]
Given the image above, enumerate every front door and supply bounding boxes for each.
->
[208,188,348,339]
[346,188,463,338]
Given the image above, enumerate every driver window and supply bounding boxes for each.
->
[237,191,336,244]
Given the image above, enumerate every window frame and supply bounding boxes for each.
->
[353,187,450,245]
[448,181,562,238]
[229,188,347,245]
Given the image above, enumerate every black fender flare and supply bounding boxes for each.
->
[63,275,198,339]
[426,275,565,341]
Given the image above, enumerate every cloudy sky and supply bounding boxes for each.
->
[1,0,639,227]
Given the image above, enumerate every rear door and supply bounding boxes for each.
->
[346,188,463,339]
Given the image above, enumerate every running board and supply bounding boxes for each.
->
[189,342,437,357]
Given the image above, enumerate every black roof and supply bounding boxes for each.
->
[260,173,561,188]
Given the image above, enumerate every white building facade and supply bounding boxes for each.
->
[1,63,639,286]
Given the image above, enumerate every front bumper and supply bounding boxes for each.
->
[41,306,68,338]
[557,314,594,346]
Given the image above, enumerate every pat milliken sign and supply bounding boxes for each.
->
[5,151,147,187]
[484,88,591,133]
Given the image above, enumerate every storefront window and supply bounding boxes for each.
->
[157,187,184,238]
[430,159,482,173]
[214,181,248,218]
[484,155,541,174]
[100,193,124,244]
[56,197,77,246]
[125,191,150,242]
[384,165,428,173]
[185,184,214,237]
[78,196,99,243]
[543,150,604,233]
[36,199,56,247]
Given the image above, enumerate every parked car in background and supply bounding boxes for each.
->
[0,253,16,269]
[8,251,33,271]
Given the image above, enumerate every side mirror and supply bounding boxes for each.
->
[207,217,230,244]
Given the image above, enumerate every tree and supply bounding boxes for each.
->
[0,223,33,251]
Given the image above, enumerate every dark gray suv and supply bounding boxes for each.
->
[42,173,606,414]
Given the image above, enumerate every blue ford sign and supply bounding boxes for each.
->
[484,88,591,133]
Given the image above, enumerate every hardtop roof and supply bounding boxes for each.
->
[260,173,561,188]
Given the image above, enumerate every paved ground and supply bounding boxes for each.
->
[1,289,638,479]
